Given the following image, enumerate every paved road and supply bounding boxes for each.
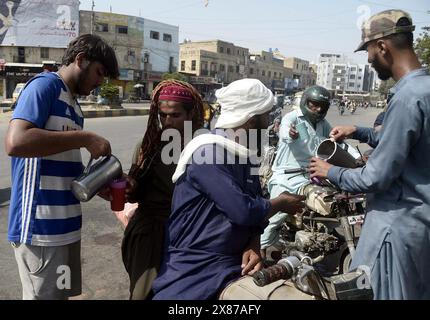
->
[0,106,381,299]
[0,115,149,300]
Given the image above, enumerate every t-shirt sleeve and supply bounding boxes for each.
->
[12,76,56,128]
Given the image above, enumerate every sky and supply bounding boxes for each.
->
[79,0,430,65]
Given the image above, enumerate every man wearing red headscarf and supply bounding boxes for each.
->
[119,80,204,300]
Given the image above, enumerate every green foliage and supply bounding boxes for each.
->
[415,26,430,68]
[414,11,430,69]
[378,78,396,97]
[99,83,119,104]
[162,72,187,82]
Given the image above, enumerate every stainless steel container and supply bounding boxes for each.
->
[71,155,123,202]
[316,139,358,168]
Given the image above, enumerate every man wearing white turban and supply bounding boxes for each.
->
[152,79,305,300]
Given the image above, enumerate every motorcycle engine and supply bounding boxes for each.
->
[294,230,339,256]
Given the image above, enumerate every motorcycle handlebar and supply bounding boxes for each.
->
[284,167,308,174]
[252,256,301,287]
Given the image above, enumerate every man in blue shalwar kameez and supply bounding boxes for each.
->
[310,10,430,299]
[152,79,306,300]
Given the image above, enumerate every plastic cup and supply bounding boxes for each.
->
[109,178,127,211]
[295,121,309,141]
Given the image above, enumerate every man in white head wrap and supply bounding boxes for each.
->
[153,79,305,300]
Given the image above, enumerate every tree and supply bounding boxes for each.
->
[162,72,187,82]
[415,12,430,68]
[378,78,396,97]
[100,83,120,105]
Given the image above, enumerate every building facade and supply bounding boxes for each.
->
[179,40,248,93]
[249,50,289,93]
[80,11,178,97]
[0,0,79,99]
[316,53,374,94]
[179,41,292,95]
[142,18,179,94]
[284,57,311,90]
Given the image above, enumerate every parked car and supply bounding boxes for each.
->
[376,100,386,108]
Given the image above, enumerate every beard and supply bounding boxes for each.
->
[372,55,392,80]
[76,67,91,96]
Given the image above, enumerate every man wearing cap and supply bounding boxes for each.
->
[310,10,430,299]
[151,79,305,300]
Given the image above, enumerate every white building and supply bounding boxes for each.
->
[142,18,179,93]
[317,53,374,94]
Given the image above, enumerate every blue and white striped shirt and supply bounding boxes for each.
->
[8,72,84,246]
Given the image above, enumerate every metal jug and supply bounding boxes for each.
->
[71,155,123,202]
[316,139,358,168]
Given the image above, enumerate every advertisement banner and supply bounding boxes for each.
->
[0,0,79,48]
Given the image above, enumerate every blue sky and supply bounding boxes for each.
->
[80,0,429,64]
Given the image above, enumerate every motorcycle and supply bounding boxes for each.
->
[267,166,366,277]
[251,247,373,300]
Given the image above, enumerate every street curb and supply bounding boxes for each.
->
[82,108,150,118]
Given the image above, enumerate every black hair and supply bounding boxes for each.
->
[385,17,414,49]
[61,34,119,78]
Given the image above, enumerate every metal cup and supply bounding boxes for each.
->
[316,139,358,168]
[71,155,123,202]
[295,121,309,141]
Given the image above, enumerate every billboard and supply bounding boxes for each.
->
[0,0,79,48]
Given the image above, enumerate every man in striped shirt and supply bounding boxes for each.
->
[5,34,119,299]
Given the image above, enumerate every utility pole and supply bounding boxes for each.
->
[90,0,95,34]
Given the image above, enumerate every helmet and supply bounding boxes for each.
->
[299,85,331,125]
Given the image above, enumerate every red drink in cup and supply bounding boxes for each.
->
[110,178,127,211]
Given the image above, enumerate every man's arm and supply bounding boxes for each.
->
[313,99,422,193]
[5,119,111,159]
[330,125,379,147]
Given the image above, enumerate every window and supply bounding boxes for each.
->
[262,70,266,76]
[116,25,128,34]
[181,60,185,71]
[191,60,196,71]
[219,64,225,71]
[150,30,159,40]
[95,23,108,32]
[18,47,25,63]
[219,47,224,53]
[268,71,271,78]
[349,82,355,86]
[228,65,234,73]
[227,48,231,55]
[279,73,282,78]
[40,47,49,59]
[274,72,277,78]
[236,65,239,73]
[163,33,172,42]
[250,68,254,75]
[349,75,356,79]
